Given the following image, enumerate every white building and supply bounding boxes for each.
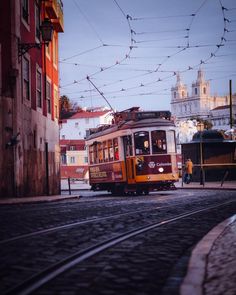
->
[210,104,236,131]
[60,109,113,140]
[171,69,228,121]
[60,109,113,181]
[170,69,236,145]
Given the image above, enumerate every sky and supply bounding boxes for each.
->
[59,0,236,112]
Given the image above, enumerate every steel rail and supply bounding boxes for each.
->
[0,206,163,245]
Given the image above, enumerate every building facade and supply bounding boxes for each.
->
[210,103,236,132]
[171,70,236,145]
[0,0,64,197]
[171,69,228,121]
[60,110,113,140]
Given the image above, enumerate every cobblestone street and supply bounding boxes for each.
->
[0,189,236,295]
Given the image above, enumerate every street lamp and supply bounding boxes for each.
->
[18,18,53,57]
[197,122,204,186]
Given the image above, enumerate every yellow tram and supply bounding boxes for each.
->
[85,107,179,195]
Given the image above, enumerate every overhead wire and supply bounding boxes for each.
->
[60,0,235,106]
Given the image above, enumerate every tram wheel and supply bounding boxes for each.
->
[144,189,149,195]
[136,190,142,196]
[111,186,125,196]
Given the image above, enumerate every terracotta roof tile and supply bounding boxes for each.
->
[70,111,111,119]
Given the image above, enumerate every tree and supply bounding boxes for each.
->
[59,95,83,119]
[190,116,212,130]
[60,95,71,112]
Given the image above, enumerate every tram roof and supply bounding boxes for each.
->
[86,117,175,141]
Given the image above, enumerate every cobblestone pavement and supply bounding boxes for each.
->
[0,189,236,295]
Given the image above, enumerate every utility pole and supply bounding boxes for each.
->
[229,79,233,129]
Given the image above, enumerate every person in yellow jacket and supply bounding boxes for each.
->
[184,158,193,184]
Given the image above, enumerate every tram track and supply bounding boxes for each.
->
[0,206,163,245]
[4,199,236,295]
[0,192,212,245]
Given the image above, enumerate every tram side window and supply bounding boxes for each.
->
[89,144,98,164]
[98,142,103,163]
[123,135,133,157]
[93,144,98,163]
[108,139,114,161]
[89,145,94,164]
[114,138,119,160]
[103,141,109,162]
[151,130,167,154]
[134,131,150,155]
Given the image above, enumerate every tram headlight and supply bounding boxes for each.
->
[158,167,164,173]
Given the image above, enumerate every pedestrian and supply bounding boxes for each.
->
[184,158,193,184]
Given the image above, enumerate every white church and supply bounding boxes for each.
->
[171,69,228,121]
[170,69,235,145]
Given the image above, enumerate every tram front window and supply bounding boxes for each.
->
[151,130,167,154]
[134,131,150,155]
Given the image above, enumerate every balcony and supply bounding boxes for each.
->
[52,2,64,32]
[45,0,58,19]
[45,0,64,32]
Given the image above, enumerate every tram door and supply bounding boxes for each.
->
[123,135,135,184]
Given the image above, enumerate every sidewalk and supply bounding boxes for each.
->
[180,214,236,295]
[176,180,236,190]
[0,194,80,205]
[0,181,235,205]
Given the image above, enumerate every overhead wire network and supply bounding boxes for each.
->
[59,0,236,111]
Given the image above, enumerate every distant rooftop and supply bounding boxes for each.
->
[70,110,111,119]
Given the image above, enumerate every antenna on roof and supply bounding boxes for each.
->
[86,76,115,113]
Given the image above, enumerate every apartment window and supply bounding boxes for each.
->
[46,80,51,113]
[85,129,90,138]
[22,0,29,23]
[23,56,30,100]
[61,154,67,165]
[62,135,65,139]
[75,122,79,128]
[54,86,59,119]
[35,2,40,40]
[53,34,58,67]
[70,156,75,164]
[195,88,197,95]
[84,156,88,163]
[85,118,89,124]
[36,69,42,108]
[70,146,76,151]
[46,43,51,60]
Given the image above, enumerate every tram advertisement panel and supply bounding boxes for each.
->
[135,155,173,175]
[89,162,125,183]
